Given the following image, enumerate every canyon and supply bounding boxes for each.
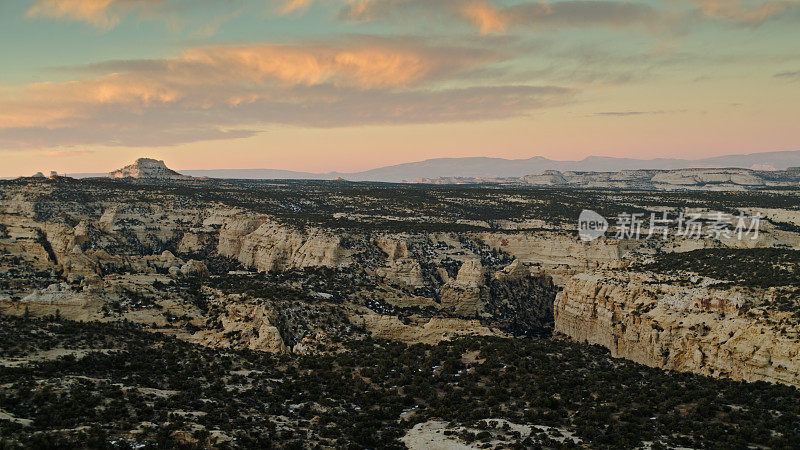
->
[1,172,800,391]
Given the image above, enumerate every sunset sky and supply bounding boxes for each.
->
[1,0,799,176]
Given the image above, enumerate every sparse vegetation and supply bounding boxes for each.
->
[4,177,800,448]
[641,248,800,288]
[2,315,800,449]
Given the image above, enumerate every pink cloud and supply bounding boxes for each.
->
[277,0,315,15]
[26,0,161,29]
[681,0,800,23]
[179,42,444,88]
[339,0,664,34]
[0,37,573,148]
[460,1,509,35]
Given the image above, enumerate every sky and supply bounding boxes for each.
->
[1,0,799,176]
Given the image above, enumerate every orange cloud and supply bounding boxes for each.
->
[278,0,315,15]
[343,0,373,19]
[336,0,798,35]
[23,75,179,107]
[680,0,800,23]
[179,42,449,88]
[0,37,561,148]
[461,1,509,35]
[0,104,77,129]
[25,0,800,33]
[332,49,428,86]
[25,0,245,32]
[0,74,181,128]
[339,0,662,35]
[26,0,157,29]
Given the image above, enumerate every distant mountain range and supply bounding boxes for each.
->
[60,150,800,182]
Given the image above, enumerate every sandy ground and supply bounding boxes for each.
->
[401,421,473,450]
[401,419,582,449]
[0,410,32,426]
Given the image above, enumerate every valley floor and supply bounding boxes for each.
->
[2,316,800,449]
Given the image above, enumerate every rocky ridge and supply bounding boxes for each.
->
[413,167,800,190]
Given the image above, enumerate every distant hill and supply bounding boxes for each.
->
[58,150,800,182]
[108,158,189,179]
[334,151,800,182]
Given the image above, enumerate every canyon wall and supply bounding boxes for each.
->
[554,273,800,387]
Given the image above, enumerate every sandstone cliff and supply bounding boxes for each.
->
[218,218,349,271]
[555,272,800,387]
[477,232,631,284]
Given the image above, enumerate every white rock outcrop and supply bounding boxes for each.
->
[651,168,765,187]
[218,218,348,271]
[108,158,189,179]
[522,170,568,186]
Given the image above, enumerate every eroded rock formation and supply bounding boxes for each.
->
[555,273,800,387]
[3,176,800,388]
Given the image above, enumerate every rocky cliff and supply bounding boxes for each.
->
[0,179,559,355]
[218,217,349,271]
[555,272,800,387]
